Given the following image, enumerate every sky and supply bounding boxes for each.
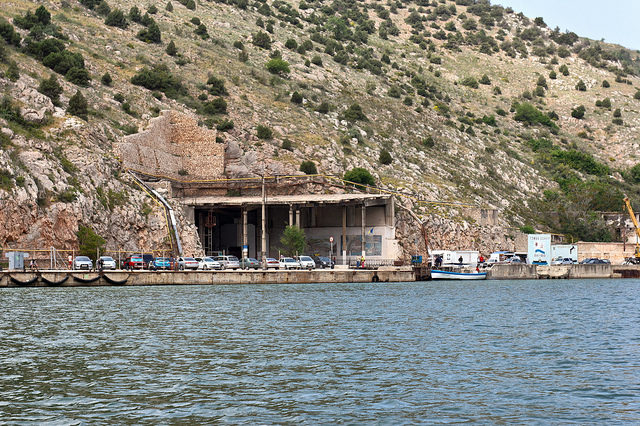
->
[494,0,640,51]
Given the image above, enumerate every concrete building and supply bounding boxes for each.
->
[183,193,400,262]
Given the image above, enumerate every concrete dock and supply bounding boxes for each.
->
[0,267,416,287]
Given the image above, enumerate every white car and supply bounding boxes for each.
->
[196,257,223,270]
[296,255,315,270]
[74,256,93,270]
[178,257,199,270]
[265,258,280,269]
[279,257,301,270]
[97,256,117,270]
[214,255,240,270]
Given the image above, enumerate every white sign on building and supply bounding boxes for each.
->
[527,234,552,265]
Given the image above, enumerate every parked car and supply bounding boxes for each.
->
[580,258,610,264]
[178,257,199,270]
[279,257,301,270]
[506,256,524,264]
[265,257,280,269]
[97,256,117,270]
[123,255,144,270]
[240,257,260,270]
[74,256,93,270]
[312,255,334,269]
[296,255,315,270]
[214,255,240,270]
[196,257,223,270]
[150,257,174,270]
[551,257,576,265]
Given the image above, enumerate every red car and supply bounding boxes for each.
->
[123,255,144,270]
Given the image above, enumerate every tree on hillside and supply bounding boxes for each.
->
[344,167,375,188]
[105,9,128,28]
[38,74,63,105]
[299,160,317,174]
[67,90,88,120]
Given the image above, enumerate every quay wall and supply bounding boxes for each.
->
[0,268,415,287]
[487,264,614,280]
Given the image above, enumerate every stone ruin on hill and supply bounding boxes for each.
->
[117,110,225,179]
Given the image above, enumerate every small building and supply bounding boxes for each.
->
[431,250,479,266]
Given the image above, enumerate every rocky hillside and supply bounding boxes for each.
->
[1,0,640,256]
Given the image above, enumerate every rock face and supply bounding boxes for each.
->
[117,111,225,179]
[12,78,55,124]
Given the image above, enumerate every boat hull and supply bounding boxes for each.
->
[431,270,487,280]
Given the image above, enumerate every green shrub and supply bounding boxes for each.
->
[514,102,555,127]
[460,76,479,88]
[479,74,491,85]
[101,72,112,86]
[551,149,609,176]
[342,103,368,122]
[65,67,90,86]
[575,80,586,91]
[38,74,63,105]
[95,1,111,16]
[290,91,303,104]
[629,164,640,183]
[280,225,306,256]
[527,138,553,152]
[613,108,621,118]
[343,167,375,188]
[300,160,317,174]
[379,149,392,165]
[285,38,297,49]
[265,58,290,75]
[114,93,124,103]
[571,105,585,119]
[67,90,88,120]
[194,23,209,39]
[185,0,196,10]
[166,40,177,56]
[252,31,271,49]
[129,6,141,22]
[166,2,173,11]
[634,90,640,100]
[559,64,569,75]
[281,139,292,151]
[77,225,105,260]
[257,124,273,140]
[549,70,557,79]
[137,22,161,43]
[216,119,234,131]
[315,102,330,114]
[105,9,128,28]
[203,97,227,115]
[602,80,610,88]
[520,225,535,234]
[311,55,323,66]
[422,135,435,147]
[206,75,227,95]
[131,64,186,99]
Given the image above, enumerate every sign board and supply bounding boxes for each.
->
[528,234,552,265]
[329,236,334,243]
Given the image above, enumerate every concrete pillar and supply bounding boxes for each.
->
[261,178,267,266]
[185,205,195,223]
[242,207,248,257]
[386,197,395,228]
[311,206,317,227]
[361,204,366,258]
[289,205,294,227]
[295,209,301,228]
[342,205,347,264]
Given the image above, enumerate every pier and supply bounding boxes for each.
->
[0,267,416,287]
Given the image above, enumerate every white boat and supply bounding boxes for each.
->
[431,269,487,280]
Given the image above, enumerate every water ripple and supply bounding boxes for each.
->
[1,280,639,422]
